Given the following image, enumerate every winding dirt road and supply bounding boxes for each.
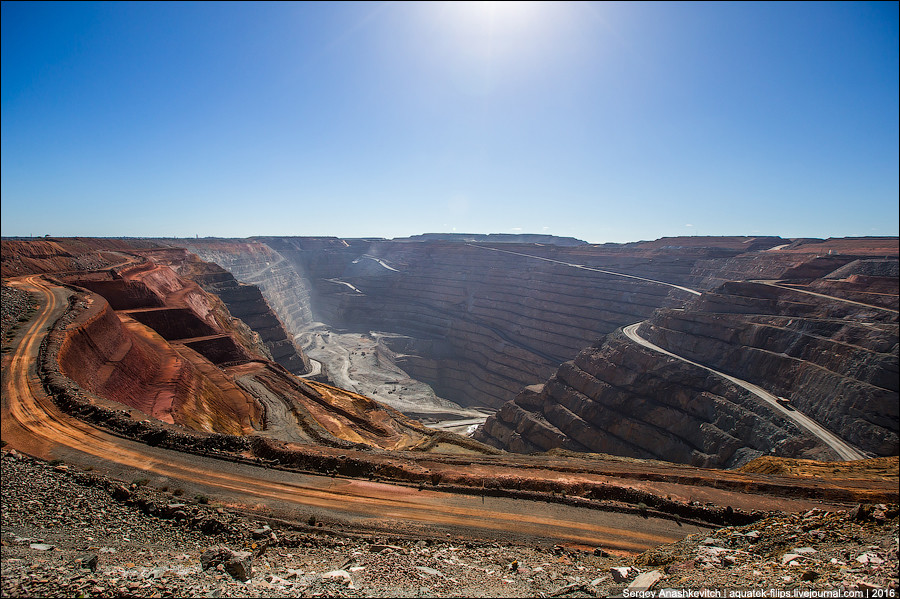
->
[468,244,702,297]
[751,280,899,314]
[1,276,698,551]
[622,323,868,461]
[360,254,400,272]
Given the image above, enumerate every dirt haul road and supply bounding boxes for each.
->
[1,275,699,552]
[622,322,868,461]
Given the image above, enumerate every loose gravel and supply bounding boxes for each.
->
[2,449,897,598]
[2,283,37,347]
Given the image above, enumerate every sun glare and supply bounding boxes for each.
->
[449,0,542,31]
[430,0,549,70]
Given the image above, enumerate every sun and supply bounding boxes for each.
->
[411,0,561,92]
[450,1,543,29]
[435,0,546,62]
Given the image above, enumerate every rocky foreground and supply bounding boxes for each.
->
[1,283,36,347]
[1,449,896,598]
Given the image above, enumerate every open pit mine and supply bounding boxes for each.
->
[174,234,898,465]
[2,234,898,555]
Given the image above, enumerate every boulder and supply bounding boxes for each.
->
[200,546,252,582]
[626,570,662,592]
[223,552,253,582]
[78,554,99,572]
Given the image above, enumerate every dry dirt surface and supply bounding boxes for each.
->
[739,456,900,480]
[2,449,897,598]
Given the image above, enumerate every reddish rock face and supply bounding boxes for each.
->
[0,237,160,277]
[57,295,259,433]
[11,243,486,453]
[134,248,312,375]
[57,262,267,435]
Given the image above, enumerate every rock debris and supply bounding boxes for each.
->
[2,449,897,597]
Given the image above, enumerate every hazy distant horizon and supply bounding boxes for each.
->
[4,231,899,248]
[3,2,898,243]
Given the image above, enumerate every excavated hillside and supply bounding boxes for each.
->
[5,235,896,470]
[181,236,749,411]
[476,242,899,466]
[0,237,161,277]
[57,261,265,435]
[132,248,312,376]
[173,235,897,468]
[175,239,316,340]
[1,239,487,455]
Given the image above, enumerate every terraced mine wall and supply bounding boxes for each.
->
[139,248,312,375]
[51,259,490,454]
[685,237,900,290]
[637,284,899,457]
[36,289,899,524]
[56,292,259,435]
[71,279,166,310]
[65,261,274,365]
[476,270,899,464]
[177,241,315,338]
[473,329,833,468]
[0,237,161,277]
[179,237,885,412]
[56,261,296,435]
[218,237,727,409]
[175,236,898,466]
[126,307,219,340]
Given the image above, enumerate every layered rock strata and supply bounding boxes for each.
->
[52,254,486,453]
[0,237,160,277]
[114,235,897,466]
[474,330,833,468]
[638,282,898,456]
[136,248,311,375]
[476,257,899,464]
[686,237,900,290]
[246,237,714,409]
[57,291,261,434]
[177,240,315,338]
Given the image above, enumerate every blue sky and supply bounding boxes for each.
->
[2,1,898,243]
